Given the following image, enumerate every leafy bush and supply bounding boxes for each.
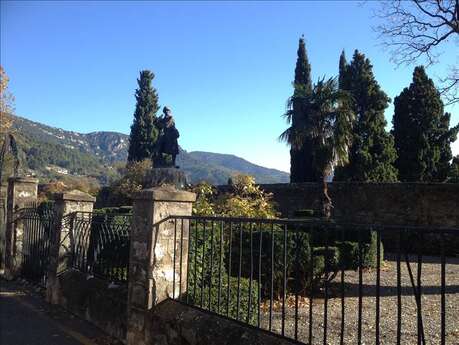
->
[362,230,384,267]
[191,182,216,216]
[214,175,279,218]
[186,275,259,325]
[38,177,100,202]
[95,159,152,207]
[188,175,384,302]
[229,227,384,297]
[335,241,359,269]
[229,226,310,298]
[190,175,279,218]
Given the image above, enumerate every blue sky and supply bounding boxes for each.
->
[1,1,458,172]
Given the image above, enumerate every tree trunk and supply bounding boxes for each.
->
[321,175,332,219]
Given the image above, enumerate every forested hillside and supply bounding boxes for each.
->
[8,115,289,185]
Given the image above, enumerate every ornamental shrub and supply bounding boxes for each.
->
[186,267,259,325]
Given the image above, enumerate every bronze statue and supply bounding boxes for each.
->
[155,106,180,167]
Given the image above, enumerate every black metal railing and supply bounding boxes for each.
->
[158,215,459,345]
[16,202,55,286]
[69,211,131,282]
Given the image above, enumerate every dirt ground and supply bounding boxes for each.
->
[260,255,459,345]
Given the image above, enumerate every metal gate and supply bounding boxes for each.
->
[17,202,54,286]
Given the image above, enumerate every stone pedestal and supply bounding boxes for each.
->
[46,190,95,304]
[143,168,187,189]
[127,186,196,345]
[4,177,38,278]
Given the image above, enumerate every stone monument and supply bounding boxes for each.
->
[144,106,187,189]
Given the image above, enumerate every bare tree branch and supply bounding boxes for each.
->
[439,65,459,104]
[375,0,459,103]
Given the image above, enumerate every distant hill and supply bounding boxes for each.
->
[181,151,289,184]
[10,115,289,185]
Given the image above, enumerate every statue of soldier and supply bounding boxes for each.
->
[156,106,180,167]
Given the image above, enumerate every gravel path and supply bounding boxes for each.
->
[260,255,459,345]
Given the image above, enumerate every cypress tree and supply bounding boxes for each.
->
[449,155,459,183]
[392,66,459,181]
[334,50,398,182]
[127,70,160,163]
[437,112,458,181]
[282,37,316,182]
[338,50,347,89]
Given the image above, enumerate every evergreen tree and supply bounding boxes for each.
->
[437,112,457,181]
[281,37,316,182]
[392,66,459,181]
[334,50,398,182]
[338,50,347,89]
[127,70,160,163]
[448,155,459,183]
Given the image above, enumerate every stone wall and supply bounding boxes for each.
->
[5,177,38,277]
[220,182,458,227]
[56,270,128,340]
[0,184,7,268]
[145,300,296,345]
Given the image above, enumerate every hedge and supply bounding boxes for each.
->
[186,275,259,325]
[189,223,382,300]
[228,226,384,297]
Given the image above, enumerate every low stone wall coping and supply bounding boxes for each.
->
[134,186,196,202]
[7,176,39,184]
[148,300,297,345]
[54,190,96,202]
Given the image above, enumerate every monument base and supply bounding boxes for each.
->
[143,168,187,189]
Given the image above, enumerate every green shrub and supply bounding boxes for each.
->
[190,176,279,219]
[187,271,259,325]
[228,226,345,297]
[336,241,359,270]
[228,227,384,297]
[362,230,384,268]
[187,177,385,299]
[311,228,383,269]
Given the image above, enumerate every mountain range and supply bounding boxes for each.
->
[9,115,289,185]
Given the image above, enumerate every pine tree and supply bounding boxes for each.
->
[334,50,398,182]
[281,37,317,182]
[393,66,459,181]
[127,70,160,163]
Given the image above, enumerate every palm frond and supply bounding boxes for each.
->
[279,127,292,144]
[282,108,294,124]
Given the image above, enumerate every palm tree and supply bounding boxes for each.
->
[281,77,354,218]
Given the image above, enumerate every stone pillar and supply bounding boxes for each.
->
[4,177,38,278]
[0,183,7,270]
[127,186,196,345]
[46,190,95,304]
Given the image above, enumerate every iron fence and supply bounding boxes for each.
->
[158,215,459,345]
[16,202,55,286]
[69,211,131,282]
